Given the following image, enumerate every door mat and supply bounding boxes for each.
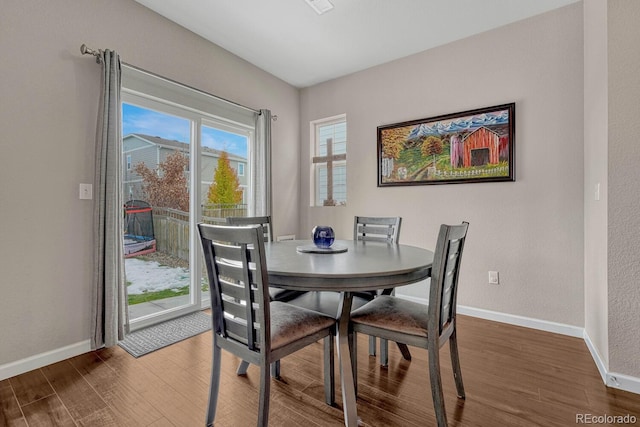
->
[118,311,211,357]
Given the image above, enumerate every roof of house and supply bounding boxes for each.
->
[125,133,247,162]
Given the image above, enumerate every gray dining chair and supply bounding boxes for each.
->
[226,215,273,241]
[353,215,402,244]
[353,216,411,366]
[349,222,469,427]
[198,223,336,427]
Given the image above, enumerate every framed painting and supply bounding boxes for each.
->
[377,103,515,186]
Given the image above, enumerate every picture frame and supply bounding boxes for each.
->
[377,103,515,186]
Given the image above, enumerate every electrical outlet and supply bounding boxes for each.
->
[488,271,499,285]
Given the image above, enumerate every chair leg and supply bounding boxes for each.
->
[237,360,250,375]
[380,340,411,366]
[270,360,280,378]
[258,364,271,427]
[449,329,465,399]
[397,342,412,361]
[380,338,388,367]
[239,359,283,380]
[368,335,376,356]
[324,334,335,405]
[206,343,222,427]
[428,345,448,427]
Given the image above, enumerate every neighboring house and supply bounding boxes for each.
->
[122,133,248,205]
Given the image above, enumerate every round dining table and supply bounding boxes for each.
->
[264,239,434,427]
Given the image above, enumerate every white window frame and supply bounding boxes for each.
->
[310,114,347,207]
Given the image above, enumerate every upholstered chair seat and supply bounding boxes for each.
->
[351,295,430,337]
[270,302,336,350]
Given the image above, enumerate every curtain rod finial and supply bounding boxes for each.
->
[81,44,102,63]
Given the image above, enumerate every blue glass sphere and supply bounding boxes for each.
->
[312,225,335,248]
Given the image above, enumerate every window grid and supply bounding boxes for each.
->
[312,117,346,206]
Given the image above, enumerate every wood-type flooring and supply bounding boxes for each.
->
[2,314,639,426]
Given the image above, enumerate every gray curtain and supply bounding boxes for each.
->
[253,109,272,216]
[91,49,128,349]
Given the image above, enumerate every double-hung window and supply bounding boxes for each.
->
[311,115,347,206]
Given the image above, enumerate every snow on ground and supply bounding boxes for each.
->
[125,258,189,294]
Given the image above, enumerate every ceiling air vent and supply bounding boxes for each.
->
[304,0,334,15]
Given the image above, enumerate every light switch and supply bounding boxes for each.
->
[79,183,93,200]
[594,183,600,201]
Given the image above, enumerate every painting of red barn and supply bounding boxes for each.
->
[378,103,515,186]
[463,127,501,167]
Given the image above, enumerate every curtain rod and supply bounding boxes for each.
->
[80,44,102,63]
[80,44,274,119]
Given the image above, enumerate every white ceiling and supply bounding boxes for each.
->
[135,0,579,88]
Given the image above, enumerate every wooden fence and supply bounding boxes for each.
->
[202,204,247,219]
[152,205,247,261]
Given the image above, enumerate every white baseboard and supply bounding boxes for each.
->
[398,294,640,395]
[583,331,640,394]
[398,294,583,337]
[606,372,640,395]
[581,331,640,395]
[583,330,608,384]
[456,305,584,338]
[0,340,92,381]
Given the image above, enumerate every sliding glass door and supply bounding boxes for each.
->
[122,95,253,330]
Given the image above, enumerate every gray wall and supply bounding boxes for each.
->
[607,0,640,378]
[300,4,585,326]
[0,0,299,366]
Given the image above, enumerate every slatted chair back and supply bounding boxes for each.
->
[353,216,402,244]
[352,216,406,364]
[199,224,271,353]
[428,222,469,337]
[227,215,304,303]
[227,216,273,242]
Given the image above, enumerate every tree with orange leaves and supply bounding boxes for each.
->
[134,151,190,211]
